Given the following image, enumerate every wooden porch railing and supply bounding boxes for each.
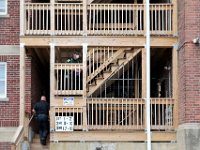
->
[87,4,144,35]
[25,3,51,35]
[54,107,84,130]
[150,98,175,130]
[55,63,83,95]
[24,3,174,36]
[87,98,145,130]
[54,3,83,35]
[52,98,175,131]
[150,4,173,35]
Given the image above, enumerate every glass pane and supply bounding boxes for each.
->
[0,81,5,95]
[0,0,5,12]
[0,64,5,79]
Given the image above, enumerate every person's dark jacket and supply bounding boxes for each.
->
[34,100,49,116]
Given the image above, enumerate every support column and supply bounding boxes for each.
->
[83,0,87,36]
[143,0,146,35]
[50,0,55,35]
[20,0,25,35]
[145,0,151,150]
[172,44,178,128]
[50,43,55,134]
[19,43,25,126]
[142,48,146,98]
[82,43,88,130]
[172,0,178,36]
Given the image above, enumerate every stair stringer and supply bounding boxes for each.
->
[87,48,141,97]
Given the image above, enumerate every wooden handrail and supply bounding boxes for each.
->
[11,125,24,150]
[11,114,34,150]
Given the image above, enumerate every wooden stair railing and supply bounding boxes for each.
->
[87,48,125,83]
[11,114,34,150]
[87,48,141,96]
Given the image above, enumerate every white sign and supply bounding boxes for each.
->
[63,97,74,106]
[55,116,74,131]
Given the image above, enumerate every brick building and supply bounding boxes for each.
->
[0,0,199,149]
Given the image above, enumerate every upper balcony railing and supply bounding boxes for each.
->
[24,3,174,36]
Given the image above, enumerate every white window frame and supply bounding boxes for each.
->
[0,62,7,99]
[0,0,8,15]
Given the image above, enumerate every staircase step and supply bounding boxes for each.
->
[30,134,50,150]
[87,48,125,83]
[111,65,118,71]
[31,144,49,150]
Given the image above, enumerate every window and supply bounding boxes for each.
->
[0,0,7,15]
[0,63,7,98]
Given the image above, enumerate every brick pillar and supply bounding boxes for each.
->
[177,0,200,150]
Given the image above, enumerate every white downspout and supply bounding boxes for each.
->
[146,0,151,150]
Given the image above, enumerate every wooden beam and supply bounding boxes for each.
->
[172,0,178,36]
[50,131,176,142]
[142,48,146,98]
[20,0,24,35]
[82,43,88,130]
[19,43,25,126]
[50,43,55,132]
[52,96,85,106]
[172,45,178,128]
[20,36,177,47]
[83,0,87,35]
[50,0,55,35]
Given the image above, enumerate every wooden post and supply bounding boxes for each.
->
[172,44,178,128]
[135,61,138,98]
[20,0,25,35]
[82,43,88,130]
[20,43,25,126]
[142,48,146,98]
[51,0,55,35]
[50,43,55,137]
[172,0,177,36]
[142,48,147,131]
[143,0,146,35]
[83,0,87,36]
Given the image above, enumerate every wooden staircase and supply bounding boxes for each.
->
[30,134,49,150]
[87,48,141,96]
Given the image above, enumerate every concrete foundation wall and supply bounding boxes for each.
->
[177,123,200,150]
[50,142,177,150]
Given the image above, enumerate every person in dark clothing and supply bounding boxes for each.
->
[32,95,49,145]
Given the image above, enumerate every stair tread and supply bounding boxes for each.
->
[30,134,50,150]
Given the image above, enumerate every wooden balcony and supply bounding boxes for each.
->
[52,98,175,131]
[24,3,174,36]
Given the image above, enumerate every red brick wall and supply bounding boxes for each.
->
[25,56,32,114]
[0,55,20,126]
[0,53,46,127]
[0,0,20,45]
[0,142,11,150]
[178,0,200,124]
[0,55,32,127]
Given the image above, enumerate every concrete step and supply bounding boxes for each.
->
[30,134,50,150]
[31,144,49,150]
